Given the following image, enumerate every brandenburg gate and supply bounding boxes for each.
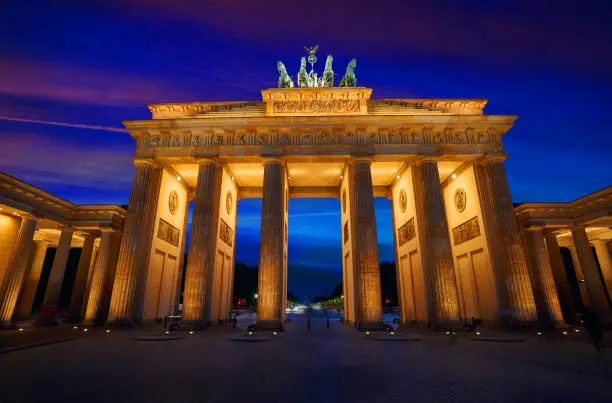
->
[2,53,611,331]
[105,68,539,330]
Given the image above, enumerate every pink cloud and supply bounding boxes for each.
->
[0,59,193,107]
[0,132,134,189]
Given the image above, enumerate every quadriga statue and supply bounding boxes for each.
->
[338,59,357,87]
[323,55,334,87]
[277,61,295,88]
[298,57,310,88]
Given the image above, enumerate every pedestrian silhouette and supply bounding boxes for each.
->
[581,308,603,353]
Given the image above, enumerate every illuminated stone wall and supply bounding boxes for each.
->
[143,169,188,321]
[442,164,497,323]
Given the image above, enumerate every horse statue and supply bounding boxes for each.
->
[323,55,334,87]
[338,58,357,87]
[298,57,310,87]
[277,61,294,88]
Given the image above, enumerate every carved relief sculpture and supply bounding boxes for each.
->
[157,218,180,246]
[454,188,467,213]
[168,190,179,215]
[452,216,481,245]
[399,189,407,213]
[397,218,415,246]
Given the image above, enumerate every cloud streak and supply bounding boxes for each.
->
[0,116,127,132]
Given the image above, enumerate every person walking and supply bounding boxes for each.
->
[581,308,603,353]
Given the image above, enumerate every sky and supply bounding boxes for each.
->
[1,0,611,298]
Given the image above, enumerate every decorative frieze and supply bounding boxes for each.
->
[219,218,233,247]
[452,216,481,246]
[157,218,180,247]
[397,218,415,246]
[135,126,502,150]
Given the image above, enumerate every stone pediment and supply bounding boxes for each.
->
[145,87,488,120]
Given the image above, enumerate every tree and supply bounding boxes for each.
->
[287,291,299,303]
[330,283,343,298]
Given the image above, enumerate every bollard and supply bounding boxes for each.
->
[308,316,311,330]
[326,316,330,329]
[163,316,168,330]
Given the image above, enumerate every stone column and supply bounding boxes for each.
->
[522,229,565,326]
[567,244,590,305]
[0,215,37,328]
[571,227,612,323]
[14,240,49,319]
[593,240,612,297]
[173,193,191,315]
[544,232,577,323]
[347,158,383,329]
[182,161,221,327]
[81,244,99,318]
[67,233,95,322]
[37,227,74,326]
[412,159,461,326]
[256,159,287,330]
[107,161,162,325]
[474,157,537,325]
[83,230,120,326]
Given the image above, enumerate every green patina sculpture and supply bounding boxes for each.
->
[277,61,295,88]
[276,48,356,88]
[323,55,334,87]
[298,57,310,88]
[338,59,357,87]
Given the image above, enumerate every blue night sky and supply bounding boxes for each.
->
[1,1,611,298]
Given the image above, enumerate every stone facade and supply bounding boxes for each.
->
[1,86,610,330]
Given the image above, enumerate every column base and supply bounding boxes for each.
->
[179,319,210,330]
[0,320,16,330]
[105,317,137,327]
[252,320,283,331]
[356,321,386,331]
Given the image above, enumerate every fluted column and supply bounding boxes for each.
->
[15,240,49,318]
[81,244,99,318]
[83,230,120,326]
[173,193,191,314]
[412,159,461,326]
[107,161,162,325]
[346,158,383,328]
[567,244,590,305]
[255,160,287,329]
[522,229,565,326]
[0,215,37,328]
[544,232,577,323]
[182,161,221,326]
[37,227,74,325]
[593,240,612,297]
[474,157,537,325]
[571,227,612,323]
[67,234,95,323]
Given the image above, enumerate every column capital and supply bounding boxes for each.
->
[194,157,220,166]
[592,239,610,245]
[132,158,160,167]
[476,153,509,165]
[100,228,119,234]
[348,156,373,165]
[414,152,443,164]
[261,157,285,165]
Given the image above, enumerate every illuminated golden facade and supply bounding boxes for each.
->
[1,87,611,330]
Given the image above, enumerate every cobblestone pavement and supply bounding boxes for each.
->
[0,317,611,403]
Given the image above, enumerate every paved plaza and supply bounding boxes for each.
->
[1,316,611,403]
